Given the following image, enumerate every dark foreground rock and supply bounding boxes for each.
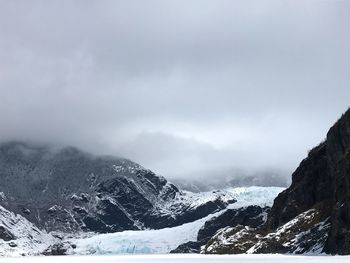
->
[203,108,350,255]
[170,241,202,253]
[266,108,350,254]
[0,226,15,241]
[171,205,269,253]
[42,242,76,256]
[203,225,263,254]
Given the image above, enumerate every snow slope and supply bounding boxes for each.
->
[225,186,283,209]
[72,187,283,255]
[0,254,348,263]
[0,205,56,257]
[73,212,214,254]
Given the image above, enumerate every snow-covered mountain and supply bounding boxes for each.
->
[0,182,283,256]
[1,141,272,256]
[3,105,350,258]
[0,142,235,234]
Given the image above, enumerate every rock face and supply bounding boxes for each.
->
[171,205,269,253]
[248,208,330,254]
[266,108,350,254]
[204,225,262,254]
[198,205,269,243]
[203,108,350,255]
[0,142,234,234]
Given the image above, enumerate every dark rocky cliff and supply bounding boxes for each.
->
[266,108,350,254]
[171,205,269,253]
[203,108,350,255]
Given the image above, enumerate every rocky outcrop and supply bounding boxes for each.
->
[266,108,350,254]
[266,142,332,230]
[204,207,331,254]
[170,241,202,253]
[203,225,263,254]
[171,205,269,253]
[42,242,75,256]
[0,226,15,241]
[198,205,268,243]
[251,208,330,254]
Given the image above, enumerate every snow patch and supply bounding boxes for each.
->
[0,205,56,256]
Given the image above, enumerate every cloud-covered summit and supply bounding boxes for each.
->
[0,0,349,181]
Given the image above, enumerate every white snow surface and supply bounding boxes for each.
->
[0,254,348,263]
[0,206,56,257]
[72,187,284,255]
[151,185,283,220]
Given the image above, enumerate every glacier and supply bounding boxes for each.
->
[71,187,284,255]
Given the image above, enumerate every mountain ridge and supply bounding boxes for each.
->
[0,141,235,235]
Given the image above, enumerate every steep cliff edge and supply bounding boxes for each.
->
[204,108,350,255]
[266,108,350,254]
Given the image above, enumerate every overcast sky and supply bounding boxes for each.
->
[0,0,349,181]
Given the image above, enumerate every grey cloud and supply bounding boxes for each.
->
[0,0,349,183]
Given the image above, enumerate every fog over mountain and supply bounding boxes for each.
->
[0,0,349,183]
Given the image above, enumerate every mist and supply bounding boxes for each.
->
[0,0,349,183]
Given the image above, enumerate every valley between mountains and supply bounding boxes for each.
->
[1,108,350,256]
